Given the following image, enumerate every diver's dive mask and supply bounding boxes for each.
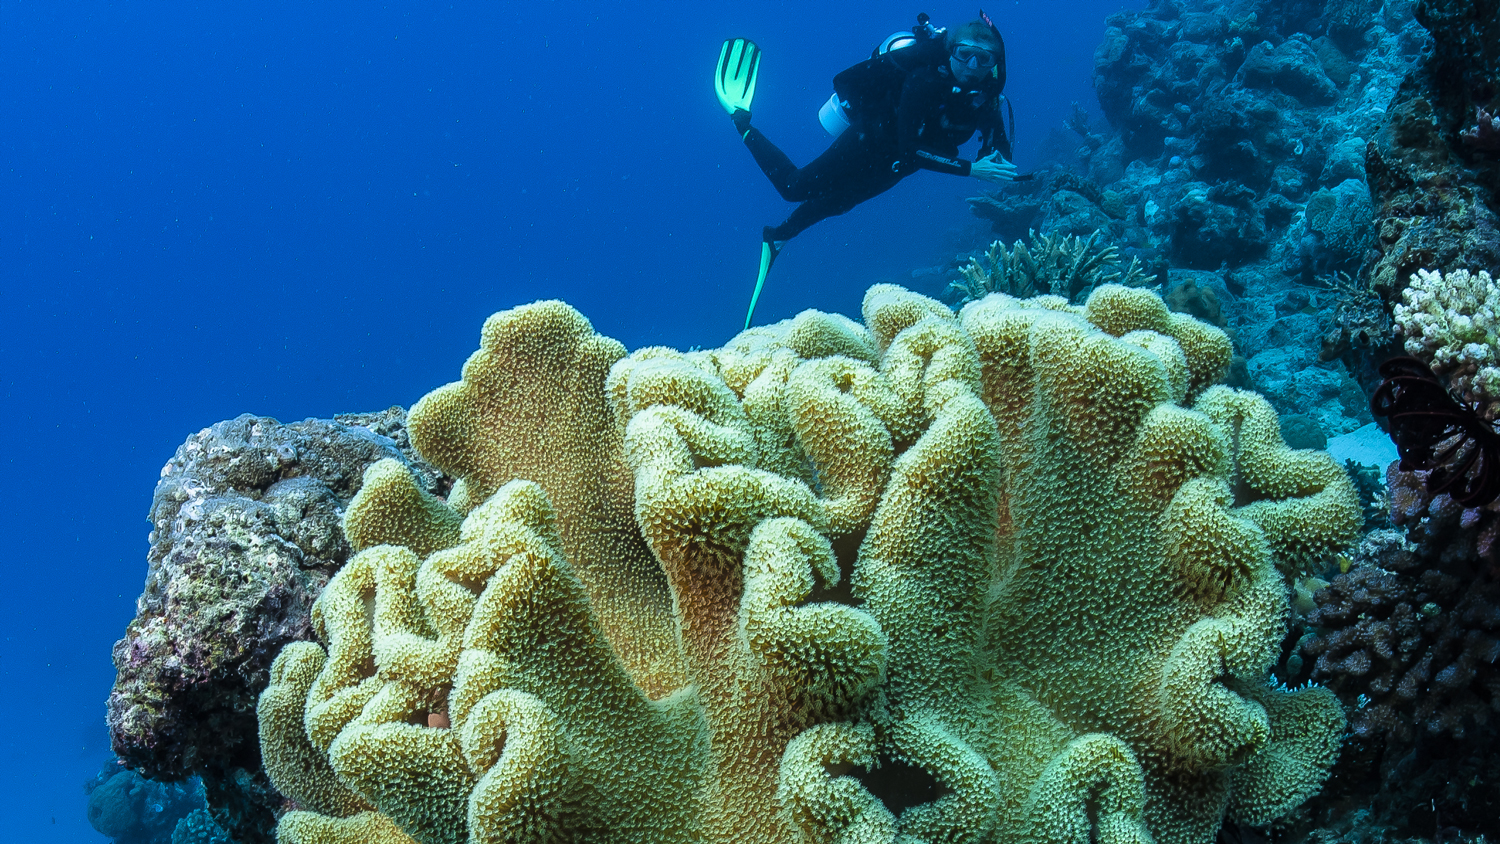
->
[952,43,997,69]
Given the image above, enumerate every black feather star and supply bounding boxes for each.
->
[1370,356,1500,508]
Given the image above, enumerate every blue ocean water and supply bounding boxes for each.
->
[1,1,1141,840]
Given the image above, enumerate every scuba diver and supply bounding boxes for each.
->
[716,11,1020,329]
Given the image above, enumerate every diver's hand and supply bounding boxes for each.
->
[970,152,1018,183]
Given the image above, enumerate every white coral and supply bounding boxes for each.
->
[1395,268,1500,406]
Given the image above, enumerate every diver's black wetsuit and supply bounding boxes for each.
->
[742,59,1009,242]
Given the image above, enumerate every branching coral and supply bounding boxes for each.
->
[1292,518,1500,836]
[951,230,1152,305]
[259,284,1357,844]
[1393,268,1500,412]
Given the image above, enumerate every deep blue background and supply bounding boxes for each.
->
[1,1,1142,839]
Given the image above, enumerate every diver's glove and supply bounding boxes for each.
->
[970,152,1018,183]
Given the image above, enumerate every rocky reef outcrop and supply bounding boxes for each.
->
[1366,0,1500,300]
[106,410,449,844]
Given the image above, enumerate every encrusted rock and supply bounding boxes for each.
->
[1365,0,1500,296]
[106,409,447,844]
[1234,37,1340,105]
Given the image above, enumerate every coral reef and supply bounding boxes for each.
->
[1368,0,1500,326]
[258,285,1357,844]
[1105,0,1421,388]
[1314,0,1500,825]
[954,0,1426,446]
[1304,179,1375,277]
[107,409,449,843]
[1171,182,1272,269]
[965,188,1045,245]
[1235,37,1339,106]
[1460,106,1500,152]
[1166,274,1228,329]
[1065,101,1107,162]
[965,170,1129,246]
[86,760,228,844]
[115,2,1500,841]
[1314,270,1392,362]
[1300,528,1498,743]
[1388,460,1500,568]
[172,810,234,844]
[1366,0,1500,301]
[949,229,1152,305]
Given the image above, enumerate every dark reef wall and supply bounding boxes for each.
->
[1366,0,1500,296]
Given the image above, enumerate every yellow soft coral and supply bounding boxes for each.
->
[408,301,684,696]
[276,482,705,844]
[342,459,461,560]
[260,284,1355,844]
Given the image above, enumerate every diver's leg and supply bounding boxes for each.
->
[766,154,904,241]
[766,199,841,242]
[739,124,809,201]
[745,194,852,328]
[742,146,902,330]
[739,122,873,203]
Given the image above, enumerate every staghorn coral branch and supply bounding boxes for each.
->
[952,228,1152,307]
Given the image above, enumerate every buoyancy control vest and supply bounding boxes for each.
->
[819,12,1011,146]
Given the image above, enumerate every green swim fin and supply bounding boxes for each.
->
[744,228,782,331]
[716,38,761,116]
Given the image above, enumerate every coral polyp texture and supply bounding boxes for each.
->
[1394,267,1500,409]
[259,284,1360,844]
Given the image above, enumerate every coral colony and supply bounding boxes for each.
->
[101,0,1500,842]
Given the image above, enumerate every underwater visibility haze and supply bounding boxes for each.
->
[6,0,1500,842]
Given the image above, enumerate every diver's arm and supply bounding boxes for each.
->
[962,99,1015,182]
[968,101,1017,183]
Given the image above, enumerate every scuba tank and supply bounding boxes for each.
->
[819,13,946,137]
[817,93,853,137]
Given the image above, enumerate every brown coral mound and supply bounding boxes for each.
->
[1294,518,1500,837]
[108,410,448,844]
